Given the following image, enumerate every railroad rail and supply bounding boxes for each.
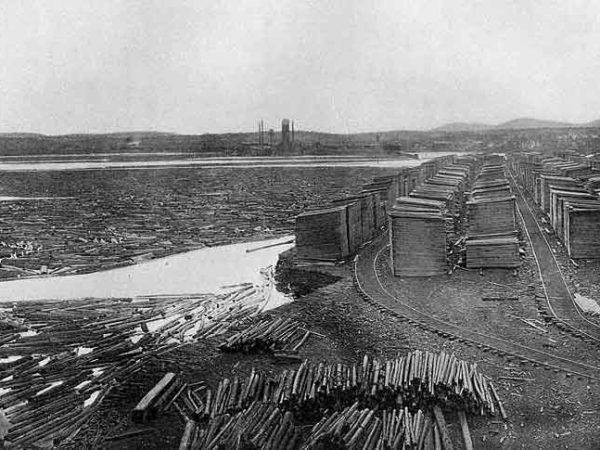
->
[507,167,600,343]
[353,234,600,381]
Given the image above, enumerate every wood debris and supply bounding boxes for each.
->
[218,317,311,354]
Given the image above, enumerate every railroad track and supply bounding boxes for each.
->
[507,167,600,343]
[353,234,600,380]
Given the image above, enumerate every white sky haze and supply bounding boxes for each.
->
[1,0,599,134]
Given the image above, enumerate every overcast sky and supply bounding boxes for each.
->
[1,0,599,134]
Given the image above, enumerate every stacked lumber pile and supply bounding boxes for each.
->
[564,203,600,258]
[389,198,447,277]
[332,194,375,245]
[370,175,400,205]
[549,188,596,237]
[329,198,363,255]
[387,158,477,277]
[218,317,312,354]
[467,197,516,234]
[539,175,580,213]
[466,236,520,268]
[0,283,272,447]
[361,189,387,232]
[295,206,349,261]
[466,164,520,269]
[511,153,600,258]
[294,154,455,261]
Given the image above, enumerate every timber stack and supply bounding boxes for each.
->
[389,198,448,276]
[388,157,477,277]
[466,161,520,269]
[510,152,600,258]
[294,155,454,262]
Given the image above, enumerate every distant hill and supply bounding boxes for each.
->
[495,117,573,130]
[432,122,493,132]
[432,117,600,132]
[0,132,45,138]
[581,119,600,128]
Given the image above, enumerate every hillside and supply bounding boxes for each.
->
[496,117,573,129]
[433,117,600,132]
[431,122,493,132]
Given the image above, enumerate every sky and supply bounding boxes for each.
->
[1,0,600,134]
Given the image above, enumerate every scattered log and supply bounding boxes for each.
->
[432,406,454,450]
[458,410,473,450]
[132,372,177,423]
[105,428,155,442]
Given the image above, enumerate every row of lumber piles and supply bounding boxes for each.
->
[410,161,475,232]
[511,152,600,258]
[389,157,476,277]
[466,161,520,268]
[295,156,453,262]
[177,352,505,449]
[389,198,448,276]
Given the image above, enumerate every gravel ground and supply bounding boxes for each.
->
[68,249,599,449]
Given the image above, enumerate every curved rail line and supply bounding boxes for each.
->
[353,235,600,380]
[507,167,600,342]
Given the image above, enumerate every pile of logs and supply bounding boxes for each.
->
[179,401,301,450]
[191,352,503,422]
[176,351,495,448]
[304,403,434,449]
[219,317,311,354]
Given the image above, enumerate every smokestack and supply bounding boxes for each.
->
[281,119,290,154]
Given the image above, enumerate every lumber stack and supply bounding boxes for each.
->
[539,175,580,213]
[465,163,520,269]
[330,198,363,254]
[389,199,447,277]
[511,152,600,258]
[564,204,600,258]
[466,236,520,268]
[361,189,387,233]
[466,196,516,234]
[295,206,349,261]
[294,154,456,261]
[370,175,400,205]
[549,189,596,237]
